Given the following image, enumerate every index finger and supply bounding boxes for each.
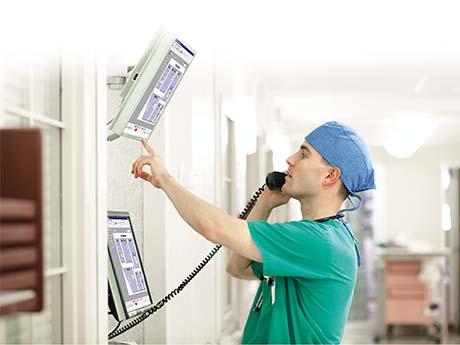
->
[142,140,156,156]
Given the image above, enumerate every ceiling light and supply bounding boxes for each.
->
[384,114,437,159]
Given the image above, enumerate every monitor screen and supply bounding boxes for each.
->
[121,39,195,140]
[108,213,153,318]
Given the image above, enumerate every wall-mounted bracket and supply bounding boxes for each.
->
[106,66,135,90]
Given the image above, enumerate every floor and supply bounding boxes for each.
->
[342,320,460,344]
[221,321,460,344]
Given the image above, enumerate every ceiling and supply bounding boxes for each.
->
[3,1,460,148]
[197,1,460,148]
[255,64,460,147]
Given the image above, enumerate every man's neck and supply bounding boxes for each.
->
[300,195,343,220]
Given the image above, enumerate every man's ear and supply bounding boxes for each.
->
[324,167,341,186]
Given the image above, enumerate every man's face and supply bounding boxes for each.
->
[282,141,331,199]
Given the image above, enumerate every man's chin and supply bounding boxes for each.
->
[282,185,301,200]
[281,184,289,195]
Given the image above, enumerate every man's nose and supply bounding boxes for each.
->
[286,153,295,167]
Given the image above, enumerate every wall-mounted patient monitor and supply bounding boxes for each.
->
[108,211,153,321]
[107,27,196,141]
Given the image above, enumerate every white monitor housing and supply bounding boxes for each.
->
[108,27,196,141]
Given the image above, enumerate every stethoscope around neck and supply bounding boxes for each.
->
[300,188,363,224]
[314,213,344,223]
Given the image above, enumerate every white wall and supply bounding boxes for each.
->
[370,144,460,247]
[107,62,149,343]
[161,60,219,344]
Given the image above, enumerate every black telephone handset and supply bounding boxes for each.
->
[265,171,287,190]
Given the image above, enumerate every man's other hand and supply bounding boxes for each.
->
[259,184,291,210]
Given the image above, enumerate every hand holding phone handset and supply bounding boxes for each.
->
[264,171,290,207]
[240,171,289,219]
[110,165,288,339]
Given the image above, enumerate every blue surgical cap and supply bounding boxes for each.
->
[305,121,376,213]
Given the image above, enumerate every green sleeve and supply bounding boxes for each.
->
[251,261,264,280]
[248,220,332,278]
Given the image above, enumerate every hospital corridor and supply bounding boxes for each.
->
[1,1,460,344]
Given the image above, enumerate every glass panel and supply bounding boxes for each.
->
[0,276,63,343]
[36,124,62,269]
[0,48,63,344]
[31,275,62,343]
[31,53,61,120]
[0,113,28,127]
[0,312,33,343]
[1,61,30,110]
[1,50,61,120]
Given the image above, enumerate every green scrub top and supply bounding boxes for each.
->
[241,219,358,344]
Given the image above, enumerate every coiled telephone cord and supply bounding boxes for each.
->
[108,185,266,339]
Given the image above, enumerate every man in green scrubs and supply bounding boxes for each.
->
[229,121,376,343]
[131,121,375,344]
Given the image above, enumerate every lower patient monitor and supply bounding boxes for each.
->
[108,211,153,321]
[107,27,196,141]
